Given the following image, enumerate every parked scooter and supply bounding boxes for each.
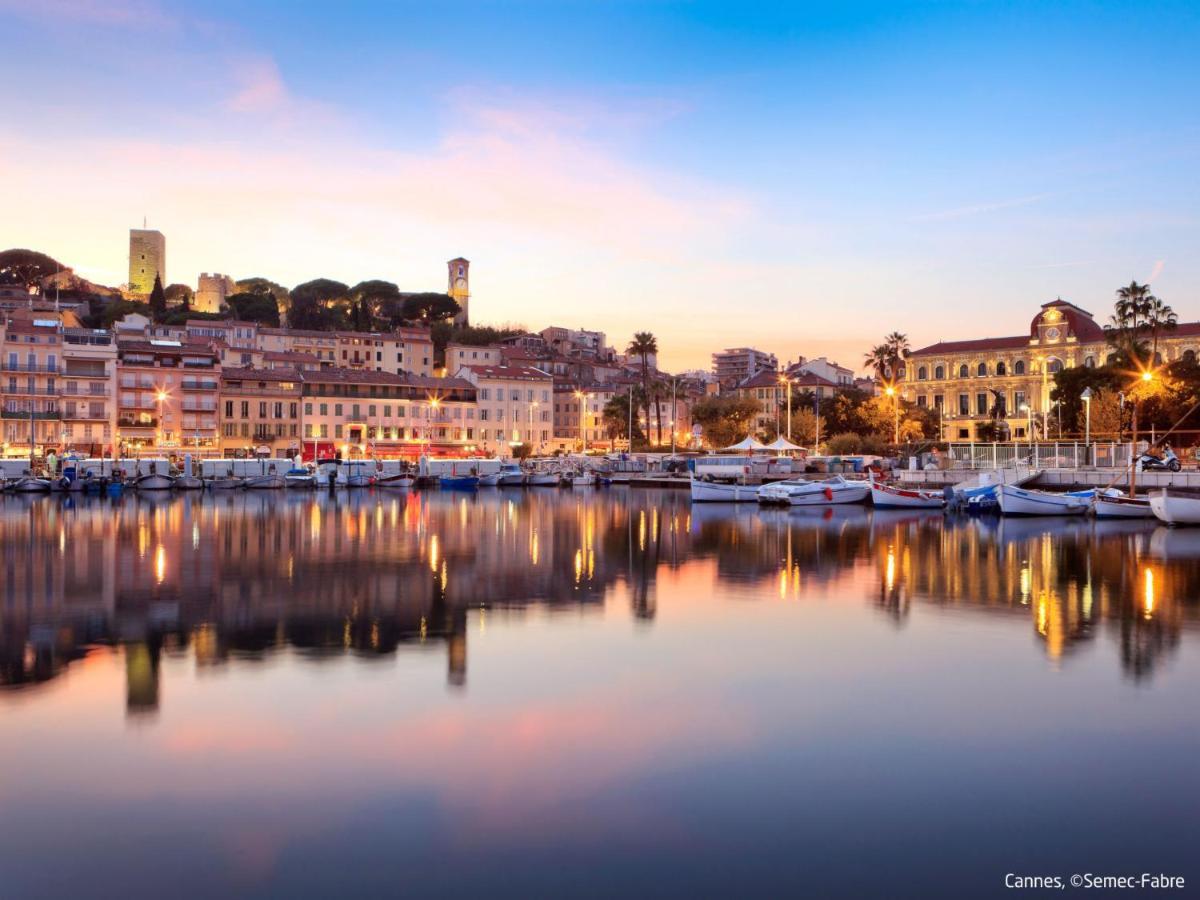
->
[1137,444,1182,472]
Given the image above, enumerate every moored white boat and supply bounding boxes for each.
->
[245,466,285,489]
[526,471,559,487]
[343,461,374,488]
[284,468,317,488]
[1092,494,1154,519]
[376,473,415,489]
[10,474,52,493]
[758,475,870,507]
[174,474,204,490]
[689,476,760,503]
[1149,490,1200,526]
[572,471,596,487]
[207,475,244,490]
[136,473,175,491]
[480,463,524,486]
[870,481,945,509]
[996,483,1087,516]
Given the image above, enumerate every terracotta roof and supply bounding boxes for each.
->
[736,369,783,389]
[221,367,301,383]
[263,350,319,362]
[302,368,412,386]
[910,335,1031,355]
[463,364,552,380]
[789,372,840,388]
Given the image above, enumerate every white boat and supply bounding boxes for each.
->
[690,476,761,503]
[10,475,52,493]
[376,473,415,489]
[996,483,1088,516]
[758,475,870,506]
[343,461,374,488]
[207,475,244,490]
[135,473,175,491]
[1150,490,1200,526]
[174,474,204,490]
[1092,493,1154,519]
[245,465,285,489]
[480,463,525,486]
[526,471,559,487]
[284,468,317,488]
[870,481,945,509]
[572,471,596,487]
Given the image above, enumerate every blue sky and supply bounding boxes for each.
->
[1,0,1197,369]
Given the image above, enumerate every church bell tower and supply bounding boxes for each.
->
[448,257,470,326]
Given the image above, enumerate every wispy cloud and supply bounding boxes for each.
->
[911,192,1051,223]
[0,0,178,29]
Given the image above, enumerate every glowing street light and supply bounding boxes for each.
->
[155,387,169,450]
[884,383,899,445]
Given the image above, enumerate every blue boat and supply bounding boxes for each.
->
[439,475,479,490]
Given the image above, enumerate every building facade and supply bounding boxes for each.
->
[194,273,237,314]
[903,298,1200,441]
[115,338,220,453]
[713,347,778,389]
[219,368,303,457]
[457,364,553,455]
[448,257,470,326]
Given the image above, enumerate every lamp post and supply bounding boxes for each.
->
[1080,387,1093,463]
[573,389,586,452]
[885,384,899,445]
[670,377,678,456]
[1130,369,1154,499]
[155,388,169,452]
[1020,403,1032,459]
[779,373,793,443]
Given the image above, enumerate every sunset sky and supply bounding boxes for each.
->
[2,0,1198,370]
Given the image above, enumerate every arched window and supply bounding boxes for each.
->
[996,361,1006,376]
[1084,356,1095,368]
[958,364,969,378]
[917,366,928,381]
[1047,358,1063,374]
[1184,349,1197,365]
[977,362,987,376]
[1106,353,1118,365]
[1014,360,1025,375]
[934,365,945,380]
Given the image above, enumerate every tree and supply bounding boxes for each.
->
[1050,364,1121,434]
[0,249,64,293]
[401,292,460,324]
[1106,281,1160,366]
[289,278,350,330]
[226,291,281,326]
[348,279,402,330]
[148,274,167,320]
[603,391,644,446]
[863,344,890,381]
[690,396,760,449]
[164,283,193,308]
[884,332,910,378]
[627,332,658,441]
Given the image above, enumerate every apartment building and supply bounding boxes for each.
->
[257,328,339,366]
[61,328,117,456]
[1,318,64,454]
[300,370,476,458]
[219,368,303,457]
[456,364,553,455]
[116,338,220,452]
[713,347,778,389]
[334,327,435,377]
[445,342,504,374]
[552,382,621,450]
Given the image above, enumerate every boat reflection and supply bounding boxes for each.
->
[1,490,1197,708]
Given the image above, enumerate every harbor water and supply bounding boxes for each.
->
[1,489,1198,897]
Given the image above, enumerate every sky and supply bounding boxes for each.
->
[1,0,1198,372]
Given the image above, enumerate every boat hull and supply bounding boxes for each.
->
[1150,491,1200,525]
[284,475,316,489]
[1093,496,1154,519]
[244,475,285,490]
[497,473,527,486]
[376,475,415,489]
[174,475,204,491]
[439,476,479,490]
[207,477,244,490]
[346,475,374,488]
[785,485,870,506]
[690,479,760,502]
[11,477,52,493]
[997,484,1088,516]
[870,483,945,509]
[136,474,174,491]
[526,474,559,487]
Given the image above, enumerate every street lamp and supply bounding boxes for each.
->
[884,384,899,445]
[573,389,587,453]
[778,373,793,443]
[155,388,169,451]
[1020,403,1032,458]
[1080,387,1093,459]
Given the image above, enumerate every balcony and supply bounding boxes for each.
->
[117,416,157,429]
[0,363,59,373]
[181,379,219,391]
[2,408,61,420]
[62,408,109,421]
[0,386,58,396]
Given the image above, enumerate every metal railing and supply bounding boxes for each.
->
[943,442,1132,470]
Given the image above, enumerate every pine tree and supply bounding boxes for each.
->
[149,273,167,321]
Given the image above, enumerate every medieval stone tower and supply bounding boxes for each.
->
[448,257,470,326]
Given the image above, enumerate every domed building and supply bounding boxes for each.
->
[903,299,1200,441]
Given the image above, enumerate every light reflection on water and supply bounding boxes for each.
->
[1,489,1199,898]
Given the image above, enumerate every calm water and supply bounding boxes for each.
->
[2,488,1198,898]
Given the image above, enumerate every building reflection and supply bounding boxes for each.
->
[2,491,1198,709]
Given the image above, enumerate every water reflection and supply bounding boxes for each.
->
[2,490,1198,710]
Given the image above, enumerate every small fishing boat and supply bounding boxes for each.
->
[207,474,245,490]
[135,472,174,491]
[758,475,870,507]
[870,480,945,509]
[996,483,1088,516]
[526,471,560,487]
[10,473,52,493]
[690,476,760,503]
[173,454,204,490]
[376,472,415,489]
[573,471,596,487]
[480,463,524,486]
[1092,494,1154,519]
[1149,490,1200,526]
[439,474,479,490]
[245,465,285,490]
[284,467,317,488]
[343,460,374,488]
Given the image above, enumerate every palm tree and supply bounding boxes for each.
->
[1145,295,1177,363]
[627,332,658,444]
[884,332,910,379]
[863,344,890,381]
[1108,281,1159,367]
